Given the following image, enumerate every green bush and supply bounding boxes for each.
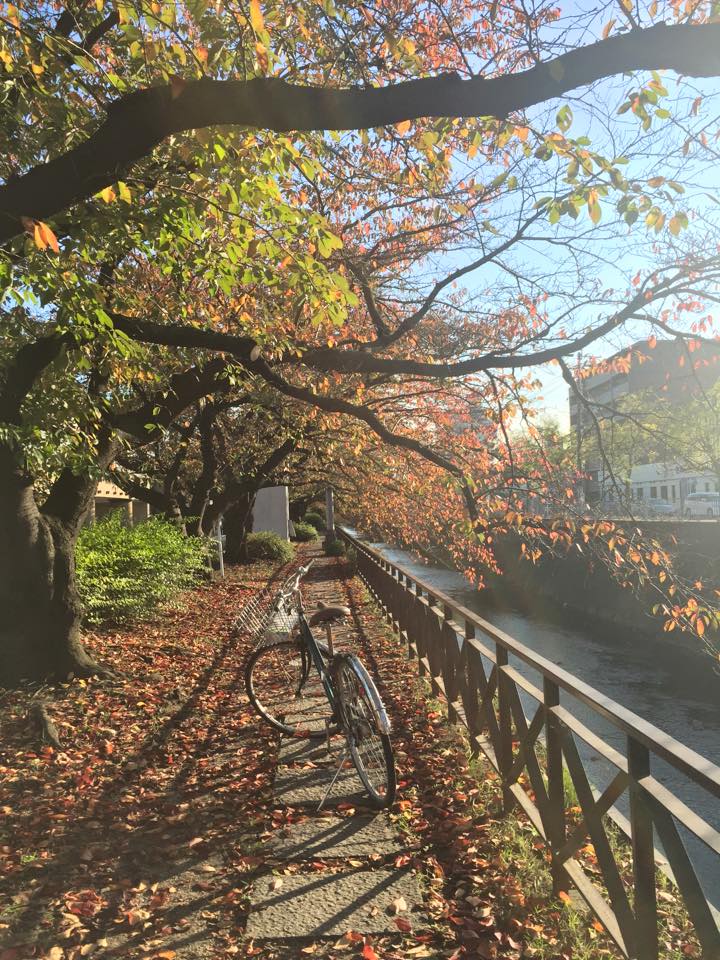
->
[303,511,325,531]
[324,538,346,557]
[245,531,295,563]
[77,513,208,625]
[292,521,319,542]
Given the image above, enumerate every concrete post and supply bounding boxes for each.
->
[215,519,225,579]
[324,486,335,547]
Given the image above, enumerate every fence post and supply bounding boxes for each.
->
[543,677,566,894]
[628,736,658,960]
[496,644,514,814]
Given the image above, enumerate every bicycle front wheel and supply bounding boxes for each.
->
[333,655,396,808]
[245,639,330,738]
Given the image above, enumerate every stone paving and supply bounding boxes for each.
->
[244,551,426,944]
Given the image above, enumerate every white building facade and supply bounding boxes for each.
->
[630,462,718,510]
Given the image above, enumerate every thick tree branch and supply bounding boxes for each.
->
[110,467,168,511]
[249,359,479,521]
[0,333,70,424]
[112,285,647,380]
[111,358,230,439]
[3,22,720,241]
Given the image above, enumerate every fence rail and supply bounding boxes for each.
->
[340,528,720,960]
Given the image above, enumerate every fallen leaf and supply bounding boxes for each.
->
[392,895,408,914]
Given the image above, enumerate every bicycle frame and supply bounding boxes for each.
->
[272,559,391,738]
[294,595,337,711]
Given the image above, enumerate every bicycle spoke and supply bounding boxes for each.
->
[335,658,395,805]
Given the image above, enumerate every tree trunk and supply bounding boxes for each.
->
[223,492,255,564]
[0,450,102,685]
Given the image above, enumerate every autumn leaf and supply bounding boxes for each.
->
[391,895,408,914]
[33,221,60,253]
[98,186,116,203]
[249,0,265,33]
[255,41,269,72]
[396,119,411,135]
[361,945,379,960]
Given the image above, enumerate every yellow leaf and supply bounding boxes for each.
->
[395,119,411,135]
[249,0,265,33]
[117,181,132,203]
[34,221,60,253]
[602,18,616,38]
[99,186,116,203]
[255,40,268,72]
[515,125,529,142]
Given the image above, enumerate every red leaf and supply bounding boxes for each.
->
[362,945,380,960]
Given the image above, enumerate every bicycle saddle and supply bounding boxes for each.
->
[309,601,351,626]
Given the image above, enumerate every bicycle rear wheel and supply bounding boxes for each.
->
[245,639,330,738]
[333,654,396,808]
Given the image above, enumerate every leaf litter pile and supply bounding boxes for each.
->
[1,557,696,960]
[0,562,286,960]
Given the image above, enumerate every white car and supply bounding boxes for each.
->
[683,492,720,518]
[643,498,677,517]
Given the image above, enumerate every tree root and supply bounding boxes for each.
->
[28,701,62,749]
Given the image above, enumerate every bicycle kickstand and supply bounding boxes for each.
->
[316,744,349,812]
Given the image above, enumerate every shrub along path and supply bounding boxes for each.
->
[1,548,623,960]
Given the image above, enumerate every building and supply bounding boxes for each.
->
[569,338,720,502]
[630,462,718,511]
[569,337,720,440]
[90,480,151,526]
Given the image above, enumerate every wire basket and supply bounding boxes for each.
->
[232,570,300,644]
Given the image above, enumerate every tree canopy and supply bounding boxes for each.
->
[3,0,720,680]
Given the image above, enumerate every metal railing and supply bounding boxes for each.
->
[340,528,720,960]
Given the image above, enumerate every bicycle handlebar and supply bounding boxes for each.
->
[277,558,315,604]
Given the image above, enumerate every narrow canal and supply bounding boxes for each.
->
[352,533,720,914]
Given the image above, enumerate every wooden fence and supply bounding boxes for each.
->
[340,529,720,960]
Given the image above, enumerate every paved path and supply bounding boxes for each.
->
[244,551,426,945]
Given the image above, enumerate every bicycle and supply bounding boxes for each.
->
[240,560,396,809]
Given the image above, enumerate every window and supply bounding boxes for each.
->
[661,485,668,501]
[650,486,657,498]
[672,485,676,501]
[691,482,697,493]
[636,487,644,499]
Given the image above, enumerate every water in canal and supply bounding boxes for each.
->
[356,535,720,914]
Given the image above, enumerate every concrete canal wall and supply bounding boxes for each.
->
[484,520,719,644]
